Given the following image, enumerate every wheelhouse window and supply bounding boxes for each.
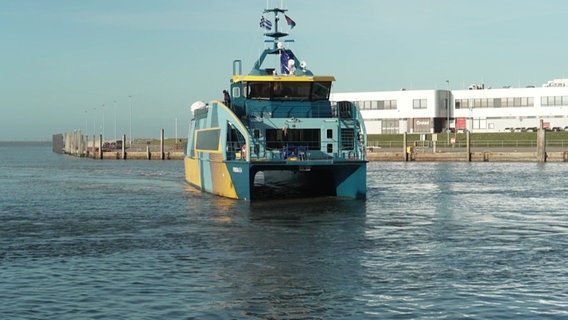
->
[265,129,321,150]
[247,82,271,99]
[245,81,331,101]
[312,82,332,100]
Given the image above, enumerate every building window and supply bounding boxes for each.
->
[381,119,399,134]
[370,100,378,110]
[494,98,501,108]
[413,99,427,109]
[542,96,568,107]
[353,99,397,110]
[456,99,469,109]
[378,100,397,110]
[457,97,534,109]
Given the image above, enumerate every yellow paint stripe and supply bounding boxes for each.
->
[232,75,335,83]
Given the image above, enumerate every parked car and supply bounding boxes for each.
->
[101,140,124,151]
[552,127,563,132]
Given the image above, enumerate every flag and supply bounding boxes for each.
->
[284,15,296,29]
[260,16,272,30]
[280,50,295,74]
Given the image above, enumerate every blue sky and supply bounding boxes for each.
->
[2,0,568,141]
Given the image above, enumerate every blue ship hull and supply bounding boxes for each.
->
[227,160,367,201]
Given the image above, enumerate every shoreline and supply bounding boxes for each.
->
[367,150,568,162]
[60,149,568,162]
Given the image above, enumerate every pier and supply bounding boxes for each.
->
[53,129,184,160]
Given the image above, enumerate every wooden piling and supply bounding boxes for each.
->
[121,134,126,159]
[85,135,89,157]
[403,132,408,162]
[98,134,103,159]
[466,131,471,162]
[537,120,546,163]
[77,131,84,157]
[160,129,165,160]
[92,134,96,159]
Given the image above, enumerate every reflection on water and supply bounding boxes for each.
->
[190,197,369,318]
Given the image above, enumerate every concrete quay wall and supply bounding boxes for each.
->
[367,151,568,162]
[97,150,184,160]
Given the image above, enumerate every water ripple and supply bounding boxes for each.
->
[1,147,568,318]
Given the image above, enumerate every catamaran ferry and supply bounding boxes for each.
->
[184,7,367,200]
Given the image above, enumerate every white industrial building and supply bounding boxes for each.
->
[331,79,568,134]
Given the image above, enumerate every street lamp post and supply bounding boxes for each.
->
[92,107,97,139]
[129,95,132,148]
[101,104,105,141]
[469,99,473,133]
[84,109,88,137]
[446,80,451,144]
[113,100,117,141]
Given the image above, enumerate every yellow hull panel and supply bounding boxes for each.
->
[184,157,201,189]
[184,156,239,199]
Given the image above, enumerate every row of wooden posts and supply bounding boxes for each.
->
[88,129,175,160]
[57,129,183,160]
[399,123,547,163]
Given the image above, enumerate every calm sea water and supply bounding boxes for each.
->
[1,145,568,319]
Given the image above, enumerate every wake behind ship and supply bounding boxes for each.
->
[184,7,367,200]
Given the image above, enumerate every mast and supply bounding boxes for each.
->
[253,8,310,76]
[263,8,288,47]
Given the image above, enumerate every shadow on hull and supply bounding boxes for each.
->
[250,164,366,201]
